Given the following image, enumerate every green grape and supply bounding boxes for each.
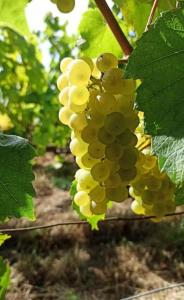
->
[88,141,105,159]
[105,142,124,161]
[142,190,155,206]
[144,175,162,191]
[121,79,136,96]
[56,0,75,13]
[96,53,118,72]
[105,172,122,188]
[57,74,68,90]
[89,185,106,203]
[70,138,88,156]
[60,57,73,73]
[81,56,94,72]
[95,92,117,114]
[80,203,92,217]
[104,159,120,173]
[69,112,87,131]
[106,186,128,202]
[88,90,100,111]
[77,169,97,191]
[120,147,138,169]
[81,125,98,143]
[116,93,134,111]
[69,85,89,105]
[68,59,91,86]
[58,86,69,105]
[98,127,115,144]
[132,180,146,194]
[143,155,157,170]
[125,112,139,130]
[91,201,107,215]
[68,99,87,113]
[58,106,73,125]
[117,129,138,147]
[104,112,126,136]
[131,200,145,215]
[91,162,110,182]
[119,166,137,182]
[79,152,98,169]
[87,112,105,128]
[92,58,101,78]
[74,191,90,206]
[102,68,124,94]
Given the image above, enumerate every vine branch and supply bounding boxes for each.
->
[1,211,184,233]
[94,0,133,56]
[145,0,159,31]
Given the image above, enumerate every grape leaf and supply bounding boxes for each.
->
[152,136,184,206]
[0,235,10,247]
[0,0,29,36]
[116,0,175,36]
[0,257,10,300]
[126,8,184,137]
[78,8,128,58]
[0,134,36,221]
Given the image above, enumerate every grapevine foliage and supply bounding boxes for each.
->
[0,134,36,221]
[126,7,184,205]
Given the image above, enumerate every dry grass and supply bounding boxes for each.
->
[1,156,184,300]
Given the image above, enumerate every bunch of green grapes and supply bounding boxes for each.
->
[130,153,176,219]
[57,53,139,217]
[51,0,75,13]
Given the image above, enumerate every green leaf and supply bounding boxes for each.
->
[0,257,10,300]
[0,134,36,221]
[0,0,29,36]
[117,0,175,36]
[126,8,184,137]
[152,136,184,206]
[78,8,128,58]
[0,235,10,247]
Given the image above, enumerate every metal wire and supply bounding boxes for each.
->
[121,282,184,300]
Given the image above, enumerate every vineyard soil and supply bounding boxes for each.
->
[1,154,184,300]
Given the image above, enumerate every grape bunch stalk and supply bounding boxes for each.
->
[57,52,176,220]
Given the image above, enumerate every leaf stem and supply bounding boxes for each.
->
[94,0,133,56]
[145,0,159,31]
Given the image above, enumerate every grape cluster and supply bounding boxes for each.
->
[51,0,75,13]
[130,153,176,219]
[57,53,139,217]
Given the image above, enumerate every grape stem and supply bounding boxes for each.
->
[1,210,184,233]
[94,0,133,56]
[145,0,159,31]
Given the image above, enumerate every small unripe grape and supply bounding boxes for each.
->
[56,0,75,13]
[91,201,107,215]
[60,57,73,73]
[89,185,106,203]
[58,87,69,105]
[88,142,105,159]
[69,85,89,105]
[91,162,110,182]
[96,53,118,72]
[57,74,68,90]
[74,191,90,206]
[106,186,128,202]
[68,59,91,86]
[70,138,88,156]
[59,107,73,125]
[104,112,126,136]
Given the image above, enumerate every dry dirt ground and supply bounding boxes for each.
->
[1,153,184,300]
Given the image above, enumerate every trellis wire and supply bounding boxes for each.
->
[0,211,184,233]
[121,282,184,300]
